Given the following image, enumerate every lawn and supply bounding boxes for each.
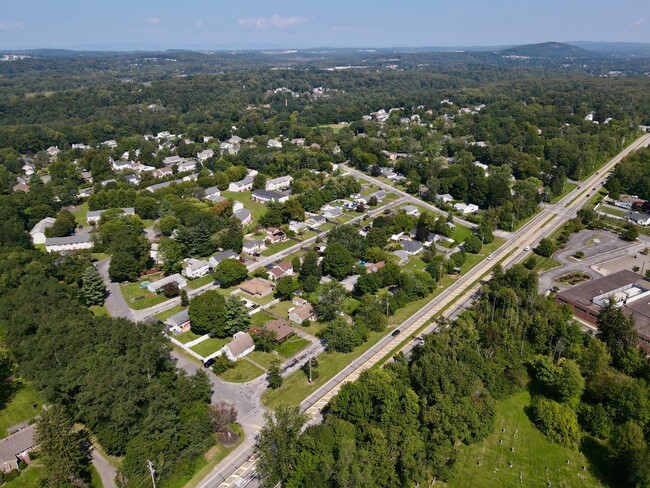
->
[550,182,578,204]
[597,204,626,218]
[190,337,229,358]
[275,337,310,358]
[530,256,562,274]
[155,305,185,322]
[251,311,274,328]
[445,391,605,488]
[450,223,472,244]
[262,329,386,409]
[174,330,203,344]
[0,380,43,438]
[89,305,109,317]
[247,350,283,370]
[221,191,268,221]
[261,239,298,257]
[243,292,277,306]
[317,123,347,134]
[70,202,89,227]
[402,256,426,273]
[267,300,294,318]
[186,274,215,289]
[128,294,168,310]
[5,466,44,488]
[220,360,265,383]
[120,274,170,310]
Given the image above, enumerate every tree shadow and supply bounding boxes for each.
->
[580,435,624,488]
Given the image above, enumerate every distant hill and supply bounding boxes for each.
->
[497,42,595,59]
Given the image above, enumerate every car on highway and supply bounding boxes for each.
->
[486,254,493,261]
[524,246,530,251]
[391,329,401,337]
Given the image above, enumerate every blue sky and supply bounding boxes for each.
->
[0,0,648,50]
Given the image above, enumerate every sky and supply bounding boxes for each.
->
[0,0,648,51]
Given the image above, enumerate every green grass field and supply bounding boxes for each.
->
[186,274,215,289]
[247,350,283,370]
[275,337,310,357]
[261,239,298,257]
[4,466,44,488]
[450,223,472,244]
[120,274,171,310]
[317,123,347,134]
[70,202,89,227]
[221,191,268,221]
[597,204,626,218]
[219,360,265,383]
[251,311,274,328]
[445,391,605,488]
[174,330,203,344]
[190,337,229,358]
[0,380,43,438]
[89,305,109,317]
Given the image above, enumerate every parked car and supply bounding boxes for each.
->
[203,358,215,368]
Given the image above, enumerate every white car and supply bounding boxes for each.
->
[486,254,493,261]
[524,246,530,251]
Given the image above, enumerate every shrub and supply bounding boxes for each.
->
[530,396,581,448]
[212,356,235,375]
[160,282,180,298]
[4,470,20,482]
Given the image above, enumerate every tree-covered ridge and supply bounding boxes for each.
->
[606,146,650,200]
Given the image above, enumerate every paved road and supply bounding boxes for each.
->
[210,132,650,488]
[96,258,134,320]
[91,448,117,488]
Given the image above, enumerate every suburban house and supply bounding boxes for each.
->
[46,146,61,157]
[255,319,294,343]
[235,208,253,226]
[293,296,309,307]
[267,261,294,281]
[437,194,454,204]
[341,275,360,292]
[45,234,93,253]
[221,331,255,361]
[209,250,239,268]
[228,135,242,145]
[178,160,197,173]
[288,303,316,324]
[147,274,187,293]
[153,167,173,179]
[369,190,386,202]
[204,186,221,199]
[232,201,245,212]
[220,142,240,156]
[78,187,93,198]
[392,250,410,265]
[197,149,214,162]
[87,207,135,224]
[251,190,291,204]
[615,196,646,210]
[289,220,307,233]
[150,242,162,263]
[228,175,254,192]
[124,174,140,186]
[402,205,420,217]
[322,207,343,220]
[290,138,305,146]
[146,181,173,193]
[163,155,185,166]
[453,202,479,214]
[473,161,489,176]
[243,239,266,255]
[165,309,191,335]
[13,183,29,193]
[267,139,283,148]
[239,278,275,298]
[625,211,650,226]
[0,426,36,473]
[112,159,135,171]
[401,239,424,255]
[305,214,326,228]
[30,217,56,244]
[182,173,198,182]
[182,258,211,279]
[265,175,293,191]
[266,228,288,244]
[365,261,385,273]
[102,139,118,148]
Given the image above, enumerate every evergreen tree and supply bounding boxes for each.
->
[224,296,251,336]
[80,265,106,306]
[180,289,189,307]
[36,404,91,487]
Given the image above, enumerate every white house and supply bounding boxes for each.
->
[205,186,221,199]
[102,140,117,148]
[473,161,489,176]
[453,203,479,214]
[30,217,56,244]
[267,139,283,149]
[243,239,266,255]
[625,211,650,226]
[288,303,316,324]
[289,221,307,233]
[232,201,244,213]
[402,205,420,217]
[45,234,93,253]
[197,149,214,162]
[209,250,238,267]
[163,155,184,166]
[220,332,255,361]
[437,194,454,204]
[322,207,343,219]
[392,250,410,265]
[228,175,254,192]
[400,239,424,255]
[87,207,135,224]
[178,160,197,173]
[265,175,293,191]
[182,258,211,279]
[147,274,187,293]
[112,159,135,171]
[165,309,190,335]
[251,190,291,204]
[153,167,173,179]
[341,275,360,292]
[46,146,61,157]
[235,208,253,226]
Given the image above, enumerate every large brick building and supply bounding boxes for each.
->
[556,269,650,349]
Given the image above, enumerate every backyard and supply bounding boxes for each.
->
[190,337,229,358]
[0,380,43,438]
[120,274,169,310]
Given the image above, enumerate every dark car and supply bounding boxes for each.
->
[203,358,215,368]
[391,329,401,337]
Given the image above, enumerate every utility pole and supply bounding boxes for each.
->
[147,460,156,488]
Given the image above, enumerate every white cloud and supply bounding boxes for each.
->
[0,21,25,31]
[194,20,204,28]
[144,17,162,25]
[238,14,307,29]
[628,17,645,27]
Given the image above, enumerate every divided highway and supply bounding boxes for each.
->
[208,132,650,488]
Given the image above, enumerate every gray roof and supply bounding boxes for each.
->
[393,250,409,260]
[149,274,185,291]
[232,175,254,187]
[45,234,92,246]
[225,332,255,358]
[252,189,286,200]
[87,208,135,220]
[243,238,264,248]
[165,309,189,327]
[186,259,209,272]
[211,250,238,265]
[626,211,650,221]
[235,208,252,222]
[401,239,423,254]
[0,426,34,464]
[30,217,56,235]
[147,181,173,192]
[205,186,220,196]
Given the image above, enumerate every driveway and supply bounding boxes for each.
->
[95,258,134,320]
